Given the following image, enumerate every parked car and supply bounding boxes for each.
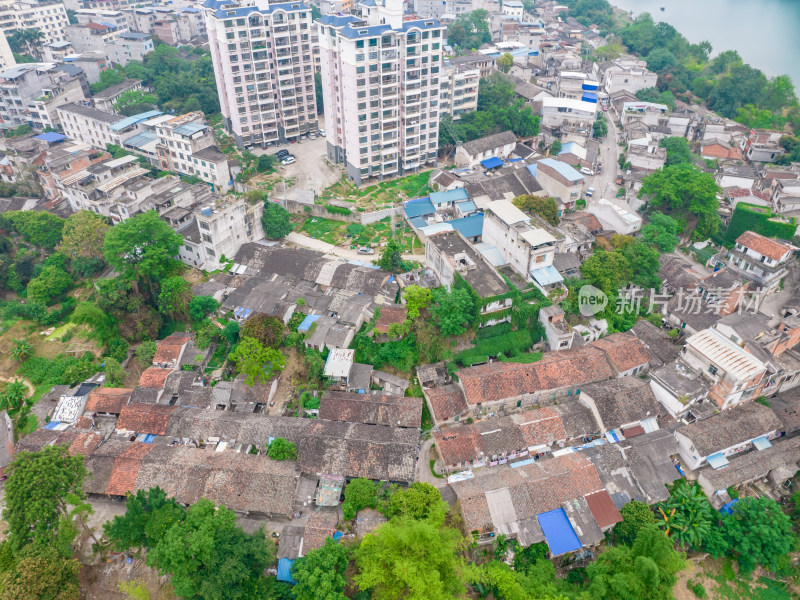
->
[585,187,595,197]
[300,135,307,141]
[275,149,290,159]
[318,128,326,137]
[580,167,595,176]
[281,156,296,165]
[357,247,375,255]
[309,133,316,139]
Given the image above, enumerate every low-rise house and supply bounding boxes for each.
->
[417,362,469,425]
[600,56,657,94]
[539,96,597,128]
[318,391,423,428]
[57,103,160,150]
[539,305,576,351]
[771,179,800,215]
[587,198,642,234]
[530,158,584,206]
[591,331,652,377]
[455,131,519,168]
[579,377,662,437]
[627,142,666,172]
[675,401,781,470]
[740,129,785,163]
[108,32,155,66]
[649,360,711,418]
[701,139,742,162]
[91,78,142,112]
[720,231,796,294]
[631,319,681,369]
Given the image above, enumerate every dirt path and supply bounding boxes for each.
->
[269,348,303,415]
[286,231,417,261]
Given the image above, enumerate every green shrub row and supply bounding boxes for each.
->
[453,328,533,367]
[724,203,796,244]
[325,204,352,216]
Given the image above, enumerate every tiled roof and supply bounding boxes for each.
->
[302,510,339,553]
[374,305,408,334]
[630,320,680,369]
[581,377,661,430]
[433,425,483,466]
[152,334,190,366]
[458,345,614,406]
[737,231,793,262]
[139,367,173,388]
[584,489,622,528]
[116,403,176,435]
[318,391,423,428]
[590,332,651,374]
[461,130,517,156]
[106,442,155,496]
[677,402,781,457]
[424,384,468,423]
[512,407,567,447]
[85,388,133,414]
[74,416,94,429]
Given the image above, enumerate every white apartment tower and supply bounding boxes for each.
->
[203,0,317,147]
[318,0,444,185]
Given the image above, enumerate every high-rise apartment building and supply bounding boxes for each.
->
[317,0,443,185]
[0,1,70,46]
[203,0,317,147]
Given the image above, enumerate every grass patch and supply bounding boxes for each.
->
[299,217,348,244]
[46,322,77,341]
[499,352,543,363]
[430,459,444,479]
[421,399,433,432]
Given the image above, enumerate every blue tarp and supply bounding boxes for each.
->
[480,156,504,169]
[581,82,599,91]
[404,197,436,218]
[298,314,321,332]
[34,132,66,143]
[538,508,582,556]
[707,452,729,470]
[450,213,484,240]
[531,264,564,287]
[582,92,598,103]
[752,435,772,451]
[333,531,344,541]
[720,498,739,515]
[44,421,60,430]
[277,558,296,584]
[510,458,535,468]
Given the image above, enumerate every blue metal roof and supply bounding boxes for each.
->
[531,264,564,286]
[430,187,468,205]
[537,158,583,182]
[538,508,582,556]
[298,314,321,331]
[719,498,739,515]
[340,24,391,39]
[109,110,162,131]
[481,156,503,169]
[450,213,483,239]
[401,19,442,31]
[582,92,598,103]
[277,558,296,584]
[174,122,207,136]
[119,32,151,40]
[455,199,477,214]
[34,132,66,143]
[403,197,435,218]
[707,452,729,470]
[123,130,158,149]
[317,14,359,26]
[409,215,428,228]
[559,142,578,156]
[752,435,772,451]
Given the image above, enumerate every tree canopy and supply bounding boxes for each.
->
[292,537,348,600]
[430,287,475,336]
[512,195,560,226]
[446,10,491,50]
[228,337,286,385]
[240,313,284,349]
[261,201,293,239]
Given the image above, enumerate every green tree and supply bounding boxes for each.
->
[113,89,158,116]
[551,139,562,155]
[403,285,432,320]
[26,266,72,305]
[228,337,286,385]
[717,496,794,573]
[257,154,278,173]
[0,545,81,600]
[377,237,403,273]
[11,338,32,362]
[659,137,693,166]
[104,487,185,551]
[430,287,474,336]
[496,52,513,73]
[614,500,654,546]
[512,195,560,226]
[102,358,126,387]
[103,211,184,298]
[57,211,109,262]
[134,340,158,367]
[639,164,721,239]
[446,10,491,49]
[89,67,125,94]
[0,379,28,419]
[640,213,681,252]
[342,478,377,520]
[593,115,608,139]
[261,201,292,239]
[292,537,348,600]
[386,482,447,526]
[267,437,297,461]
[5,211,65,249]
[656,481,715,551]
[188,295,219,323]
[580,249,633,296]
[353,518,468,600]
[240,313,284,349]
[3,446,88,552]
[7,28,44,59]
[223,320,240,345]
[146,498,276,600]
[157,276,191,321]
[621,242,661,289]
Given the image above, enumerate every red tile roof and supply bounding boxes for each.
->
[85,388,133,414]
[74,416,93,430]
[622,424,645,438]
[68,432,102,456]
[701,142,741,160]
[374,305,408,334]
[584,489,622,529]
[514,407,567,446]
[424,384,468,423]
[139,367,172,389]
[737,231,792,262]
[591,332,651,375]
[433,425,482,466]
[302,510,339,553]
[152,334,190,365]
[105,443,156,496]
[116,403,176,435]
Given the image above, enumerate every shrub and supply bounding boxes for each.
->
[725,203,796,244]
[452,329,533,367]
[689,581,707,599]
[18,353,99,386]
[267,437,297,460]
[347,223,365,236]
[325,204,352,216]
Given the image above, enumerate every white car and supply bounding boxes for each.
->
[281,156,296,165]
[318,128,326,137]
[585,187,594,197]
[580,167,595,176]
[308,133,316,139]
[357,247,375,255]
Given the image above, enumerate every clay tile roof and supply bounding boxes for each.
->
[139,367,173,389]
[319,391,423,428]
[106,442,155,496]
[152,334,190,365]
[86,22,110,30]
[433,425,482,466]
[424,384,468,423]
[74,416,93,430]
[591,332,651,374]
[701,142,742,160]
[85,388,133,414]
[302,510,339,553]
[116,403,176,435]
[374,305,408,334]
[580,377,662,430]
[68,432,102,456]
[676,401,781,457]
[513,407,567,446]
[737,231,793,262]
[584,489,622,528]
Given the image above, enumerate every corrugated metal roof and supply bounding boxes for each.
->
[430,187,469,205]
[584,489,622,529]
[538,158,584,183]
[450,213,483,239]
[403,197,435,218]
[686,328,766,381]
[173,122,207,136]
[537,508,582,556]
[109,110,163,131]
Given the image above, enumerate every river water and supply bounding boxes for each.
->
[607,0,800,88]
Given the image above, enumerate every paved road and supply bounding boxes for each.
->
[415,437,449,488]
[759,264,799,318]
[585,109,621,202]
[286,231,417,262]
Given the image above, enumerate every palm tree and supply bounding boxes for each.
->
[11,338,32,362]
[8,28,44,60]
[0,379,28,418]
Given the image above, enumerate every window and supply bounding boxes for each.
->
[708,365,718,376]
